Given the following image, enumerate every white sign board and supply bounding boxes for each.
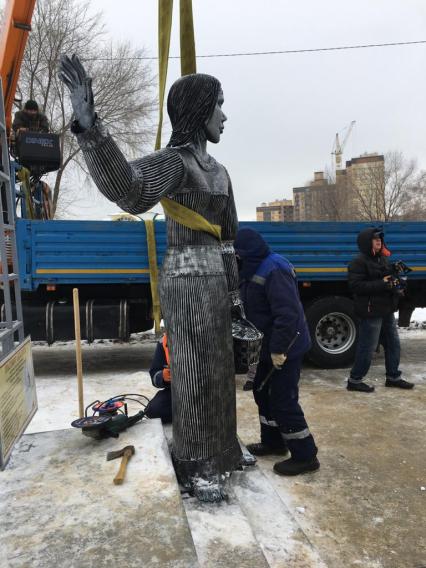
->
[0,337,37,469]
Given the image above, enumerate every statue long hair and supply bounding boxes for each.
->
[167,73,221,147]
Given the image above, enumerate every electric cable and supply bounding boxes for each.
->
[80,39,426,62]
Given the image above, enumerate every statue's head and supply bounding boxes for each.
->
[167,73,227,147]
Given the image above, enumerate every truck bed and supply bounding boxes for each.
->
[17,219,426,291]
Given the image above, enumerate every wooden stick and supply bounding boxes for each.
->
[73,288,84,418]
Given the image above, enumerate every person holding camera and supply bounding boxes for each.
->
[347,227,414,393]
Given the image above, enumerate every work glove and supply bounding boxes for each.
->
[58,54,96,131]
[271,353,287,370]
[163,367,171,383]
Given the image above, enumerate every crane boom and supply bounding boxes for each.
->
[333,120,356,170]
[0,0,37,133]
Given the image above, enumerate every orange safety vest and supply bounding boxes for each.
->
[162,334,171,367]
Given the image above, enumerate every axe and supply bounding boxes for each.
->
[106,445,135,485]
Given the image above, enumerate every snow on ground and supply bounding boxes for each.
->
[412,307,426,321]
[26,341,158,434]
[12,330,426,568]
[27,325,426,435]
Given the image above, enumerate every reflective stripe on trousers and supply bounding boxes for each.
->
[259,415,278,428]
[260,415,311,440]
[281,427,311,440]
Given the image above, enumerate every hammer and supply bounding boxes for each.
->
[106,445,135,485]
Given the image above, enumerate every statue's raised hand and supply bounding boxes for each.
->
[58,54,96,130]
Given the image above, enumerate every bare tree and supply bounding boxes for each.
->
[17,0,156,216]
[349,152,426,222]
[399,169,426,220]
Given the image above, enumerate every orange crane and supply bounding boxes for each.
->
[0,0,36,134]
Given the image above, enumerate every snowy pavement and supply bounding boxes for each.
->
[5,328,426,567]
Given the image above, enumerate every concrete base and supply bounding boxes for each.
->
[232,468,327,567]
[163,424,326,567]
[182,467,327,568]
[0,420,198,568]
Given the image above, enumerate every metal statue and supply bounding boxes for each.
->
[59,55,243,501]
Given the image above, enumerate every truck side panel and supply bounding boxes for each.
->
[18,219,426,290]
[17,219,167,290]
[240,221,426,281]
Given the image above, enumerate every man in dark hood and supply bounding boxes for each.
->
[347,227,414,392]
[235,228,319,476]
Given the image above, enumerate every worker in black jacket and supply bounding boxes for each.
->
[347,227,414,392]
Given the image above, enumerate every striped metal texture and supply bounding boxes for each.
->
[159,245,241,484]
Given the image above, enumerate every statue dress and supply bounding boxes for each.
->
[72,73,242,500]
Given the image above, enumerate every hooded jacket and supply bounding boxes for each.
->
[234,228,311,360]
[348,227,399,318]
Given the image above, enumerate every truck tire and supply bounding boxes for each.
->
[305,296,358,368]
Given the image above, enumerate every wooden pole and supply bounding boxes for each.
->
[73,288,84,418]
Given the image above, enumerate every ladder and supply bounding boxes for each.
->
[0,81,24,360]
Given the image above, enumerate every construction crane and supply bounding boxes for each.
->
[332,120,356,170]
[0,0,36,134]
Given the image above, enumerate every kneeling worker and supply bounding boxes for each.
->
[144,335,172,423]
[235,228,319,476]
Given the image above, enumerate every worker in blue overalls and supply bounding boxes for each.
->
[235,228,319,476]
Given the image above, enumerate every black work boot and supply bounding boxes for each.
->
[347,381,375,393]
[385,378,414,389]
[273,456,320,476]
[246,442,289,457]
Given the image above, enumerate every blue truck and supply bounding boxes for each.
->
[13,217,426,368]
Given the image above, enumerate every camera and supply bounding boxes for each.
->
[388,260,412,296]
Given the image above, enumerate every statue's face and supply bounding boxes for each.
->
[204,90,227,144]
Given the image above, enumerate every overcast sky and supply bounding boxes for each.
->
[17,1,426,219]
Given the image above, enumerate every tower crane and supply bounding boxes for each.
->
[332,120,356,170]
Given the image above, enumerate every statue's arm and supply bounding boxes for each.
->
[58,54,185,213]
[76,123,185,214]
[221,174,245,317]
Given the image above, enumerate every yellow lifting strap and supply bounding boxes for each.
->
[148,0,212,332]
[144,198,221,334]
[155,0,173,151]
[161,197,222,240]
[144,219,162,334]
[179,0,197,76]
[17,167,35,220]
[155,0,196,150]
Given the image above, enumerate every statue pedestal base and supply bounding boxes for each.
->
[0,421,198,568]
[1,420,324,567]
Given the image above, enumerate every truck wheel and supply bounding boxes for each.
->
[305,297,358,368]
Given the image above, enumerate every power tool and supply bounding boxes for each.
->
[71,393,150,439]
